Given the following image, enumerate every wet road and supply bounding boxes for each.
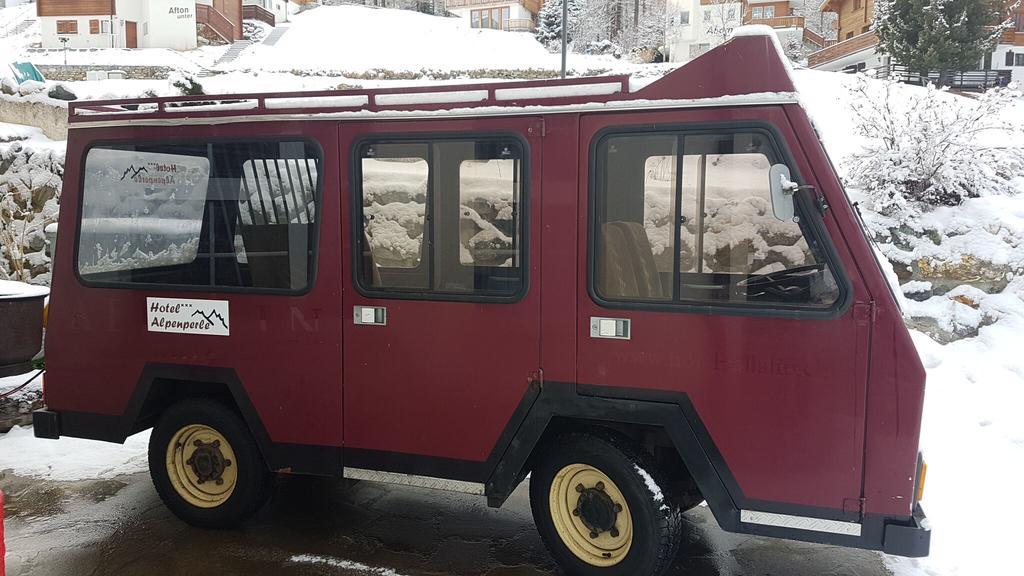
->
[1,471,891,576]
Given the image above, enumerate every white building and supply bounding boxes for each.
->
[665,0,744,60]
[37,0,243,50]
[445,0,540,33]
[665,0,814,62]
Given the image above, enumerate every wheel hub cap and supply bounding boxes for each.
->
[185,439,232,485]
[575,483,620,537]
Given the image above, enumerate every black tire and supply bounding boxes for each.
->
[530,433,683,576]
[149,399,272,528]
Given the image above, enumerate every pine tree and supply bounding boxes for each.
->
[535,0,583,46]
[875,0,1012,85]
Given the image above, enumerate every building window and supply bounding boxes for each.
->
[703,10,712,23]
[764,6,775,18]
[727,6,737,19]
[751,7,763,19]
[89,19,99,34]
[853,0,862,9]
[102,20,110,34]
[1017,53,1024,66]
[471,7,511,30]
[356,138,525,298]
[592,130,840,309]
[77,140,322,292]
[143,22,149,36]
[846,31,854,40]
[56,20,78,35]
[680,11,690,25]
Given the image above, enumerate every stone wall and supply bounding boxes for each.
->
[0,97,67,141]
[34,64,174,82]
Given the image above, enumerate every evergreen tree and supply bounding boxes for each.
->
[535,0,583,46]
[875,0,1012,85]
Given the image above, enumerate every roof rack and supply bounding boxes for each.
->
[68,74,632,123]
[67,32,798,125]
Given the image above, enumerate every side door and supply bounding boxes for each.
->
[576,108,870,517]
[340,118,543,477]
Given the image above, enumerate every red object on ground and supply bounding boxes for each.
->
[1,489,6,576]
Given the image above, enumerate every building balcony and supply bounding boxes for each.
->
[741,15,805,29]
[446,0,521,8]
[502,18,535,32]
[807,30,878,68]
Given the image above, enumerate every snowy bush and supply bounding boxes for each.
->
[0,142,63,283]
[170,72,205,96]
[844,76,1024,217]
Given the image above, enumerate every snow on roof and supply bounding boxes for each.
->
[729,25,796,85]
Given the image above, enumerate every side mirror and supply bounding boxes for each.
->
[769,164,797,222]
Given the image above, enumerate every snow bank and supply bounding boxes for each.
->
[886,285,1024,576]
[0,426,150,481]
[0,279,48,298]
[227,5,616,76]
[793,67,1024,576]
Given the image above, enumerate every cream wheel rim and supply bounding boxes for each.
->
[166,424,238,508]
[549,463,633,566]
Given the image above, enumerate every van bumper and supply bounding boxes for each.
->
[32,409,60,439]
[882,503,931,557]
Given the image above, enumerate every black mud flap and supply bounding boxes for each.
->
[882,503,931,557]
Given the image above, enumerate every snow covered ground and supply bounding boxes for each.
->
[796,70,1024,576]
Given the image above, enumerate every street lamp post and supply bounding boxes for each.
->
[60,37,69,66]
[560,0,567,78]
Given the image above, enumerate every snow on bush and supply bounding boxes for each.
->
[0,141,63,283]
[844,76,1024,217]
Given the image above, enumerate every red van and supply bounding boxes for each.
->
[33,32,929,576]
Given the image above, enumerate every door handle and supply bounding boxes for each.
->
[590,317,630,340]
[354,306,387,326]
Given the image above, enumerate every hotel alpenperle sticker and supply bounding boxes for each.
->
[148,298,230,336]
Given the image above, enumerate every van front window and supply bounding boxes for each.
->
[595,130,841,310]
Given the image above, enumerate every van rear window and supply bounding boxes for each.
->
[76,140,321,293]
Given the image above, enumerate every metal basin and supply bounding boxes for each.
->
[0,281,49,378]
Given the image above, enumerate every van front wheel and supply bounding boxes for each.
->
[149,399,272,528]
[530,434,683,576]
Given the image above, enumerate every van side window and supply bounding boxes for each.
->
[77,140,321,292]
[357,138,524,298]
[594,130,840,309]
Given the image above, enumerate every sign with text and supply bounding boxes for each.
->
[147,297,230,336]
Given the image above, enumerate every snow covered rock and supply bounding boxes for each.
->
[16,80,45,96]
[46,84,77,101]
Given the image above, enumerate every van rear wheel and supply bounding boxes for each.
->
[149,399,272,528]
[530,433,682,576]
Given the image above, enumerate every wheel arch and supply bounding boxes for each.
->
[118,364,342,476]
[485,382,740,531]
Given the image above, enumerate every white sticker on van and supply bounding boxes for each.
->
[147,297,230,336]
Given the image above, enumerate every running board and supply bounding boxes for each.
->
[342,467,486,496]
[740,509,862,536]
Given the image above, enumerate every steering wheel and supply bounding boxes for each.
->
[734,263,826,298]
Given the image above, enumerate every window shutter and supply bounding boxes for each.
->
[1007,51,1015,67]
[90,20,100,34]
